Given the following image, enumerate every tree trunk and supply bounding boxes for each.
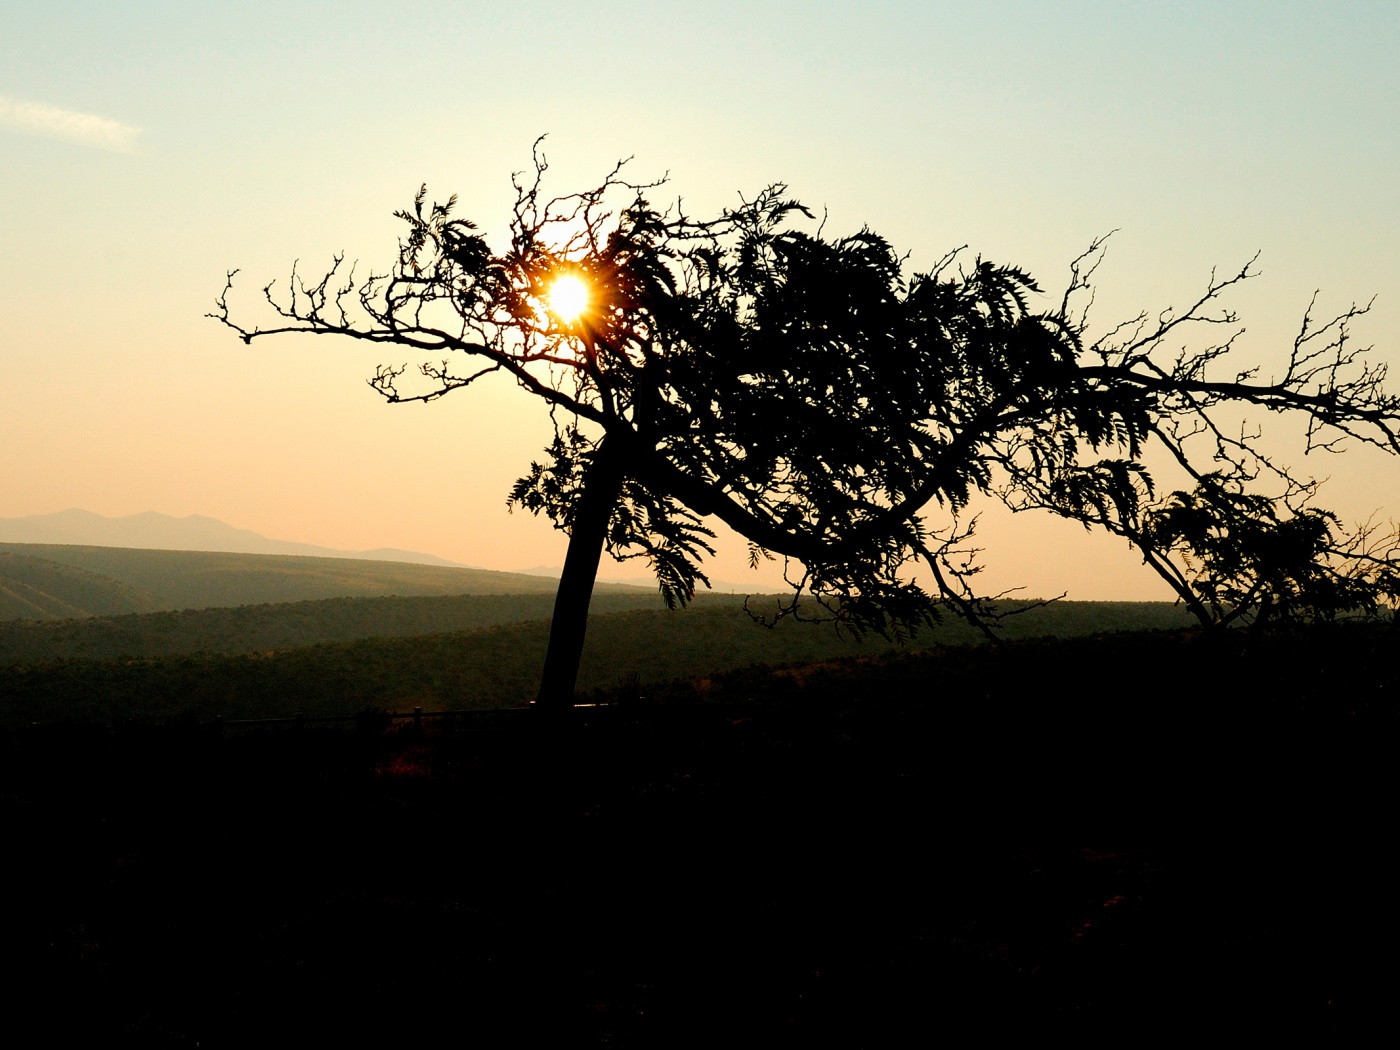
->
[535,438,627,708]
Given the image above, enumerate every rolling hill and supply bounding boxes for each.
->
[0,543,648,619]
[0,551,165,620]
[0,509,466,565]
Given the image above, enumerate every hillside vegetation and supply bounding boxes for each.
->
[0,587,1195,666]
[1,598,1197,727]
[0,591,669,663]
[1,541,1198,728]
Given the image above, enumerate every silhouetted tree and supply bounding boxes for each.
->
[213,142,1400,704]
[997,260,1400,628]
[1136,476,1400,629]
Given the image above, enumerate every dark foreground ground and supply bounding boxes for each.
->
[5,627,1398,1045]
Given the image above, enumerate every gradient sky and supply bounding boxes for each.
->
[3,1,1397,599]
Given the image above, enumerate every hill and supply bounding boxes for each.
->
[0,543,648,618]
[0,508,465,565]
[0,551,166,620]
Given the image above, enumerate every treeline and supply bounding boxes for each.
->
[1,599,1198,727]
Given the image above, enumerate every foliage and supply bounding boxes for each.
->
[1140,476,1400,627]
[213,142,1400,666]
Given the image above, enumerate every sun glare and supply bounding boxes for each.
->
[548,274,589,324]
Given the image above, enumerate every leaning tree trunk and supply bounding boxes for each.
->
[535,438,627,708]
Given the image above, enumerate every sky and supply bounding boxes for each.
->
[2,1,1397,600]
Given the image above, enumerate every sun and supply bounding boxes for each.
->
[548,273,590,324]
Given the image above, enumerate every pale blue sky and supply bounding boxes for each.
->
[2,1,1396,597]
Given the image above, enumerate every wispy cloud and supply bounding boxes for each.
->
[0,95,141,153]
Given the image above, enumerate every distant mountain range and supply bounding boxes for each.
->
[0,509,467,566]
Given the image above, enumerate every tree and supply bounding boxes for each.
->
[996,255,1400,629]
[1138,476,1400,629]
[212,143,1400,705]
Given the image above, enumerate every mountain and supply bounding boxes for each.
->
[0,509,466,566]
